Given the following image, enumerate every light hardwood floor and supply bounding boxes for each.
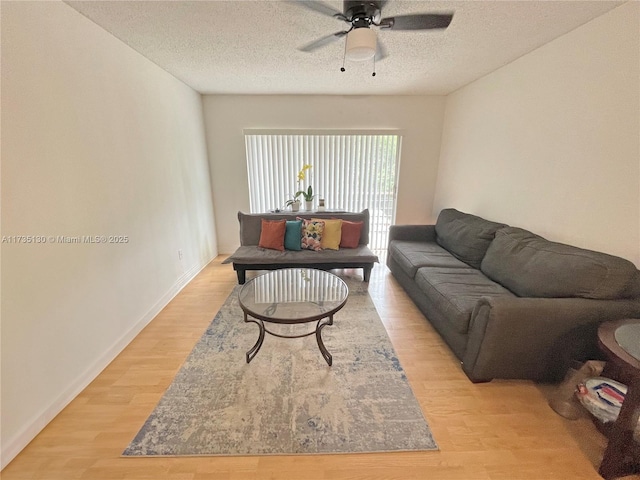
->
[3,257,636,480]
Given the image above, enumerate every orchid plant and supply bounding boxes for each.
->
[285,164,315,206]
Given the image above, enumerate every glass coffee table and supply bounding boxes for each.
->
[238,268,348,366]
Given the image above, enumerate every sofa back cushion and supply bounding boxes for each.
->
[238,209,370,246]
[435,209,507,269]
[481,227,640,299]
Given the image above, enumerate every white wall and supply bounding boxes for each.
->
[434,2,640,266]
[1,1,217,467]
[203,95,446,253]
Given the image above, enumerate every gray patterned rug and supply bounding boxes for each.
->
[122,275,437,456]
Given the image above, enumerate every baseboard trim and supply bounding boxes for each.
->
[0,256,214,470]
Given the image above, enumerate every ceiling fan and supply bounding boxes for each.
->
[294,0,453,68]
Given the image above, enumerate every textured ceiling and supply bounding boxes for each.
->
[65,0,623,95]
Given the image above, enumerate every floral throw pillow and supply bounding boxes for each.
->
[299,218,324,251]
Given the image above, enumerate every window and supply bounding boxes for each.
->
[244,131,402,251]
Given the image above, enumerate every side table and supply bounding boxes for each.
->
[597,318,640,479]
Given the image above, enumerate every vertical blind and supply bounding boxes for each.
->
[253,269,345,304]
[244,132,401,251]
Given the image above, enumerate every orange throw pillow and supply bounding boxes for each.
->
[258,219,286,251]
[339,220,364,248]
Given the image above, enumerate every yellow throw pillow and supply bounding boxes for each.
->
[314,218,342,250]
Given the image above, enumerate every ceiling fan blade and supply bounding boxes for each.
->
[299,31,348,52]
[290,1,348,21]
[379,13,453,31]
[375,38,388,62]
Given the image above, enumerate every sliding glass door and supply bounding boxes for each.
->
[244,131,402,251]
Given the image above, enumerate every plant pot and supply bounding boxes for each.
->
[305,200,313,211]
[290,201,300,212]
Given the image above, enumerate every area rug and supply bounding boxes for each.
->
[123,275,437,456]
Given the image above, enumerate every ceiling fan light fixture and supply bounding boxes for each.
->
[345,28,376,61]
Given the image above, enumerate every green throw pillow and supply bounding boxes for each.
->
[284,220,303,251]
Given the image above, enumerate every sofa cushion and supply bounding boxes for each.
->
[388,240,470,278]
[414,267,516,334]
[481,227,640,299]
[435,209,507,269]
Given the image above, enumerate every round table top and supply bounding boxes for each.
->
[238,269,348,324]
[598,318,640,374]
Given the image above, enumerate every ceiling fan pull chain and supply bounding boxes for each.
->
[372,56,376,77]
[340,40,347,72]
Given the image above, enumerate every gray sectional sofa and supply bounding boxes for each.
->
[387,208,640,383]
[224,209,378,284]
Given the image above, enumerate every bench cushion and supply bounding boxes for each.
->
[223,245,379,265]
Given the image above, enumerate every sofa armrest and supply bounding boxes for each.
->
[462,296,640,382]
[388,225,436,243]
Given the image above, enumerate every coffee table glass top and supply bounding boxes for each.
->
[615,322,640,361]
[238,269,348,323]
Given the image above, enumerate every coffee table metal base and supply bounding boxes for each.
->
[244,312,334,366]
